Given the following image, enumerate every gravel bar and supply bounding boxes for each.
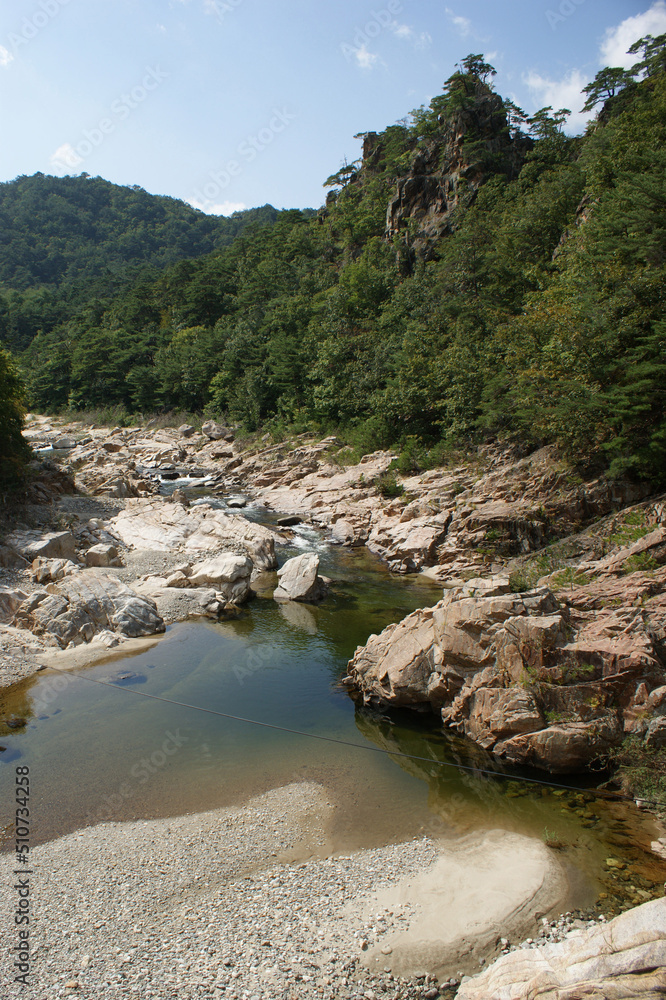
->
[1,782,453,1000]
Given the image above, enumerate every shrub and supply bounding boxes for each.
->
[0,348,31,493]
[377,471,405,498]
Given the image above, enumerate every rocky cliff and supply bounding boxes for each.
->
[382,82,532,256]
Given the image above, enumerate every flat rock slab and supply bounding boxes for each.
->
[109,499,279,570]
[358,829,568,982]
[456,896,666,999]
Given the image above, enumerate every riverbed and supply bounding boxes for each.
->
[0,512,663,918]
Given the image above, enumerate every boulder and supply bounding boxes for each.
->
[645,716,666,749]
[343,605,445,706]
[31,557,79,584]
[330,518,368,546]
[273,553,329,603]
[344,581,654,771]
[85,543,122,568]
[13,573,164,648]
[0,588,28,624]
[456,897,666,1000]
[0,545,28,568]
[201,420,234,442]
[7,530,78,562]
[178,424,195,438]
[494,718,622,772]
[109,500,278,571]
[277,514,301,527]
[188,554,253,604]
[53,436,76,449]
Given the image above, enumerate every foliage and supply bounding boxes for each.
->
[2,49,665,488]
[376,471,405,498]
[0,347,31,491]
[608,736,666,813]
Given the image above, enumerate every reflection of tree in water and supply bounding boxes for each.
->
[354,706,545,835]
[0,676,38,739]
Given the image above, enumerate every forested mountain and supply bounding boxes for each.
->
[4,38,666,486]
[0,174,279,351]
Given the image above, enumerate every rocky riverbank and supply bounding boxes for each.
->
[1,415,666,997]
[2,415,665,777]
[0,779,648,1000]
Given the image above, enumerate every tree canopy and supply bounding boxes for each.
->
[3,48,665,485]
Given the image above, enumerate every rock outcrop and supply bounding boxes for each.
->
[13,572,165,648]
[109,499,279,571]
[456,896,666,1000]
[344,575,666,772]
[273,553,329,603]
[384,82,532,256]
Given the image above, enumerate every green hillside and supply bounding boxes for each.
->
[4,37,666,486]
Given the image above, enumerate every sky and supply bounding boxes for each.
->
[1,0,665,215]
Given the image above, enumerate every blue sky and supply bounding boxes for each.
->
[1,0,665,214]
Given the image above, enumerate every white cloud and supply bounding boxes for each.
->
[354,43,379,70]
[524,68,592,134]
[391,22,432,49]
[445,7,472,37]
[600,1,666,69]
[189,199,247,215]
[50,143,83,173]
[0,44,13,68]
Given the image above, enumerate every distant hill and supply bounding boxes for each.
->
[0,173,278,293]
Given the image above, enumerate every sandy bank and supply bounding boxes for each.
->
[0,782,569,999]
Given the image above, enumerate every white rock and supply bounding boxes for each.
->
[273,553,329,603]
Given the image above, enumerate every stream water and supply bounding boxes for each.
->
[1,502,664,915]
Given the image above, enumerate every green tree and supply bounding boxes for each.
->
[582,67,632,112]
[0,348,31,491]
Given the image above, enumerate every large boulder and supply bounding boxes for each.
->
[31,557,79,584]
[188,554,253,604]
[0,587,28,624]
[7,530,78,562]
[201,420,234,442]
[345,578,664,772]
[273,553,329,603]
[456,897,666,1000]
[13,573,164,648]
[109,500,278,571]
[84,543,122,568]
[343,604,445,706]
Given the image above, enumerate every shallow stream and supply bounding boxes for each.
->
[1,503,664,915]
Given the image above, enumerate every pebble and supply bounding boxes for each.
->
[0,783,446,999]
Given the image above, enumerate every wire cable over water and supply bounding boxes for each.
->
[40,664,659,809]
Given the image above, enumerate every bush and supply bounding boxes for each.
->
[608,737,666,814]
[376,471,405,498]
[0,348,31,493]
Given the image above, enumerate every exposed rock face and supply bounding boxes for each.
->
[7,530,78,562]
[345,578,666,772]
[0,587,28,624]
[13,572,164,648]
[385,84,532,256]
[109,499,278,571]
[273,553,329,603]
[456,897,666,1000]
[187,554,253,604]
